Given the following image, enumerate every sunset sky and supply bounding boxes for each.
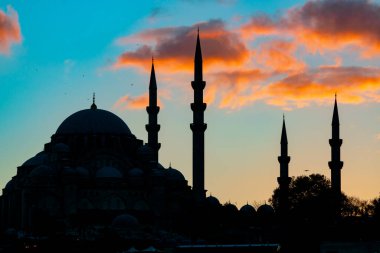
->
[1,0,380,207]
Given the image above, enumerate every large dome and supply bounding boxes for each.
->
[56,107,132,135]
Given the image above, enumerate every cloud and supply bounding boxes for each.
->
[111,1,380,111]
[240,15,277,38]
[242,0,380,55]
[114,19,249,72]
[113,93,149,110]
[113,89,169,111]
[0,5,21,54]
[208,69,269,108]
[263,67,380,108]
[255,39,306,73]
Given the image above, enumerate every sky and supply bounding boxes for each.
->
[1,0,380,208]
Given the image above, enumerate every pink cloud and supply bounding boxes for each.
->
[0,6,21,54]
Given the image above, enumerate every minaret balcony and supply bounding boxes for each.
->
[146,106,160,114]
[278,156,290,163]
[190,123,207,132]
[191,80,206,90]
[328,161,344,170]
[329,138,343,146]
[191,103,207,112]
[145,124,161,132]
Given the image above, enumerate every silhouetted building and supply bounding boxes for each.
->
[190,30,207,201]
[146,59,161,163]
[328,94,343,212]
[277,116,291,219]
[0,96,192,234]
[0,30,351,247]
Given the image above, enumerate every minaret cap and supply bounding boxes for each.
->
[281,114,288,145]
[149,57,157,89]
[332,93,339,125]
[91,92,97,110]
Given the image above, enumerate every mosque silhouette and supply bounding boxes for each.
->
[0,32,345,251]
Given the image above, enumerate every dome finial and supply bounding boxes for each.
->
[91,92,97,109]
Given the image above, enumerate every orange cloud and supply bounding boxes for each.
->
[111,2,380,111]
[263,67,380,108]
[208,69,269,109]
[113,91,166,111]
[113,93,149,110]
[255,39,306,73]
[242,0,380,56]
[240,15,277,38]
[114,19,249,72]
[0,6,21,54]
[206,67,380,110]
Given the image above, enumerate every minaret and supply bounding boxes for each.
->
[91,92,97,109]
[277,115,291,218]
[190,30,207,201]
[145,58,161,162]
[328,94,343,204]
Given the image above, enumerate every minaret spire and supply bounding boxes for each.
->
[191,29,207,201]
[91,92,97,109]
[278,115,291,219]
[329,94,343,215]
[146,59,161,162]
[194,29,203,82]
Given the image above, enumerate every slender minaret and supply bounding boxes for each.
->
[277,115,291,218]
[328,94,343,204]
[190,30,207,201]
[145,58,161,162]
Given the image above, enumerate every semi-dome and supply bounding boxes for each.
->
[96,166,123,178]
[76,166,89,178]
[29,165,55,177]
[62,166,77,176]
[53,143,70,153]
[111,213,139,228]
[128,167,143,177]
[22,152,48,167]
[5,180,15,191]
[56,107,132,135]
[166,166,185,181]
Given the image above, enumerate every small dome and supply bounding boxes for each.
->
[240,204,256,215]
[224,203,239,213]
[76,166,89,177]
[206,196,221,207]
[136,144,154,161]
[112,214,139,228]
[166,166,185,181]
[96,166,122,178]
[5,180,15,191]
[62,166,77,176]
[128,167,143,177]
[56,108,132,135]
[53,143,70,153]
[29,165,55,177]
[152,168,165,177]
[22,152,48,167]
[257,204,275,216]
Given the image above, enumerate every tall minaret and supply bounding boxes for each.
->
[277,115,291,218]
[190,30,207,201]
[145,59,161,162]
[328,94,343,201]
